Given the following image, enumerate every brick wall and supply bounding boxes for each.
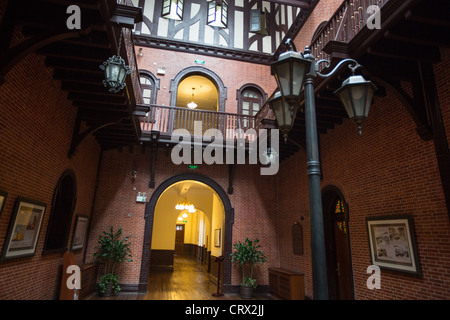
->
[277,48,450,299]
[84,146,278,288]
[134,46,277,113]
[0,31,101,299]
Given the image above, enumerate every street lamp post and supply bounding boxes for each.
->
[269,39,377,300]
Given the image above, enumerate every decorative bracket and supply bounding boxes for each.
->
[228,164,235,194]
[68,113,121,158]
[149,130,160,189]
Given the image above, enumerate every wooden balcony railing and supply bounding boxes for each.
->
[139,104,263,142]
[311,0,388,68]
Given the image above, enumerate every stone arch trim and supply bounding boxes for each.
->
[169,66,227,111]
[138,172,234,292]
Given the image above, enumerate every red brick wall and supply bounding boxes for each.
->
[84,147,278,287]
[0,32,101,299]
[134,46,277,113]
[277,48,450,300]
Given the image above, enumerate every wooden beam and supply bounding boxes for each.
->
[419,62,450,218]
[262,0,311,9]
[367,39,441,64]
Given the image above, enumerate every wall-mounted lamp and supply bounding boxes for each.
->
[138,48,143,57]
[132,170,137,180]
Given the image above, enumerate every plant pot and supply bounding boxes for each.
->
[100,282,114,297]
[240,284,254,299]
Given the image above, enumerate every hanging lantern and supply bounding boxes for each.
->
[162,0,184,21]
[334,74,377,136]
[268,91,298,143]
[99,31,131,93]
[207,0,228,28]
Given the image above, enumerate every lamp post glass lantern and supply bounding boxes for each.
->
[334,74,377,136]
[269,39,376,300]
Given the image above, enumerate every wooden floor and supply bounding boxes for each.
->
[85,255,278,300]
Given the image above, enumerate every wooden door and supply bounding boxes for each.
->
[175,224,185,255]
[322,188,354,300]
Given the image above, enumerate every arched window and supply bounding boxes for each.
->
[43,170,77,253]
[237,84,266,116]
[139,70,160,105]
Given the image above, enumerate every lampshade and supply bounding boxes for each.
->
[99,55,131,93]
[268,91,298,142]
[334,75,377,135]
[271,50,311,104]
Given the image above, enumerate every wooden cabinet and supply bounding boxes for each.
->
[268,267,305,300]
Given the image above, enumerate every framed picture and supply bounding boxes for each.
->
[71,215,88,251]
[0,190,7,217]
[1,197,46,261]
[214,229,221,247]
[366,215,421,276]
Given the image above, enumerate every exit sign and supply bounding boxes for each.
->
[188,164,198,170]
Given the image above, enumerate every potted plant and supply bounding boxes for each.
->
[230,237,267,299]
[92,226,132,296]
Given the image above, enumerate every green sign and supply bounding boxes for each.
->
[194,59,205,64]
[188,164,198,170]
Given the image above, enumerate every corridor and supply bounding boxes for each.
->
[86,255,278,300]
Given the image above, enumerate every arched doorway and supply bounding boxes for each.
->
[170,66,227,112]
[321,186,354,300]
[138,173,233,294]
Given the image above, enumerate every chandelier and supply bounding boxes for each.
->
[175,189,196,212]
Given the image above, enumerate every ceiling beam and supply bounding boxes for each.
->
[263,0,311,9]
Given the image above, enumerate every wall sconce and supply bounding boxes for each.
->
[138,48,143,57]
[132,170,137,180]
[162,0,184,21]
[207,0,228,28]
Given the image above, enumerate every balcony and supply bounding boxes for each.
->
[137,103,276,145]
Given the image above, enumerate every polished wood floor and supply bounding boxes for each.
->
[85,255,278,300]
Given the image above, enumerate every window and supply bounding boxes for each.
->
[139,71,159,105]
[43,170,77,253]
[237,84,266,129]
[335,199,347,233]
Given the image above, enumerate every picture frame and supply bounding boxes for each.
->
[214,228,221,247]
[70,215,88,251]
[1,197,46,261]
[0,190,7,217]
[366,215,422,276]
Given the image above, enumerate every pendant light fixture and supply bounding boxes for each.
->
[187,87,198,109]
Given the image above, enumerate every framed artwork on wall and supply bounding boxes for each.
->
[1,197,46,261]
[214,229,221,247]
[0,190,7,217]
[71,215,88,251]
[366,215,422,276]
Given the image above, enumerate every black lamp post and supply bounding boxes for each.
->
[269,39,376,300]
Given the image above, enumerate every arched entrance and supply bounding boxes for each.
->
[321,186,354,300]
[138,173,234,293]
[170,66,227,112]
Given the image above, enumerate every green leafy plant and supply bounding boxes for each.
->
[230,238,267,289]
[92,226,132,294]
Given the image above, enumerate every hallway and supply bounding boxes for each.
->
[86,255,278,300]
